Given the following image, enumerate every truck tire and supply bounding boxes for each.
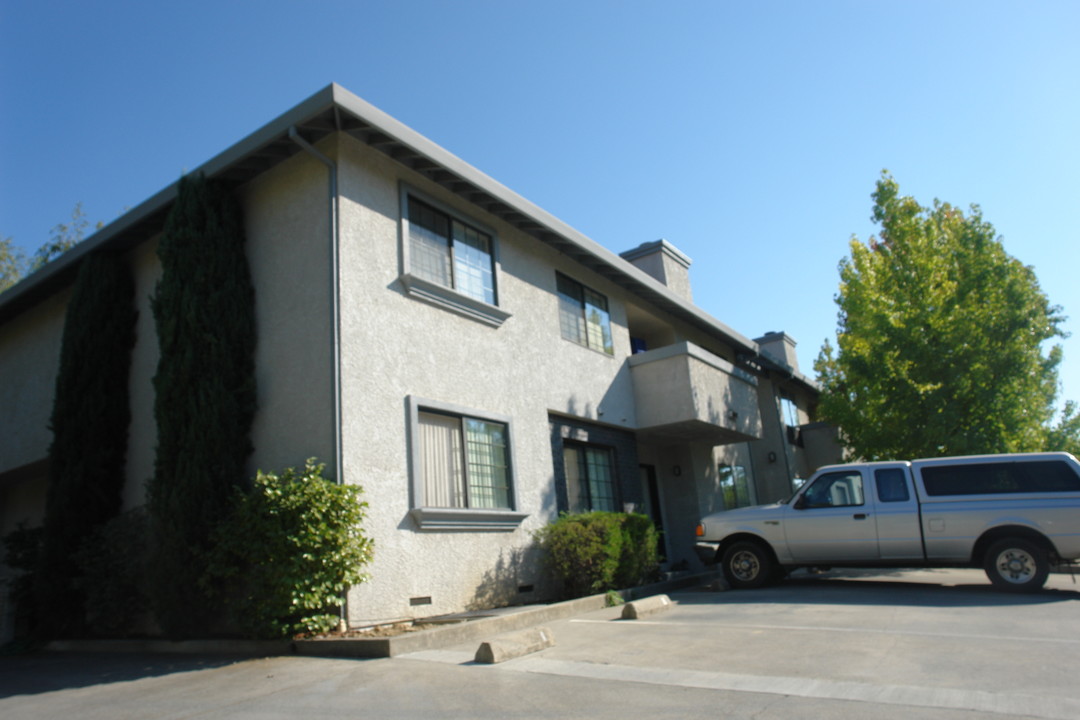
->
[983,538,1049,592]
[721,541,774,589]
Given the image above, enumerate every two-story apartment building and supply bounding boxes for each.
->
[0,84,840,630]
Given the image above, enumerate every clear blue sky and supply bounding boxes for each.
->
[2,1,1078,415]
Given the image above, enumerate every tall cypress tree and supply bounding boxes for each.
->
[148,173,256,638]
[36,252,137,638]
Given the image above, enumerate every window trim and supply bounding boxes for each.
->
[399,184,511,327]
[406,396,527,531]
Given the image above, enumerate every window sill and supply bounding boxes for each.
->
[409,507,528,531]
[562,337,616,358]
[401,274,511,328]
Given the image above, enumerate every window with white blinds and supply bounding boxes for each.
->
[417,411,510,510]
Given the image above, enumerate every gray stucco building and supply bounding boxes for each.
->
[0,84,840,632]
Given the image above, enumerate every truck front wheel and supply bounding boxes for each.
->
[984,538,1049,592]
[721,541,774,589]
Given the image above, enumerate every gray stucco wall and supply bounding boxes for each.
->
[240,149,336,478]
[0,288,68,478]
[0,123,828,631]
[334,135,655,623]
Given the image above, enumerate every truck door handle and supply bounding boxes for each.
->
[853,513,868,520]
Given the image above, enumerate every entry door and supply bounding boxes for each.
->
[783,470,880,562]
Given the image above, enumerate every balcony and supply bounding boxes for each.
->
[629,342,762,445]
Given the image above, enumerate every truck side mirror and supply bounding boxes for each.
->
[793,495,807,510]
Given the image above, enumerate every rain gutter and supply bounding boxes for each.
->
[288,125,347,630]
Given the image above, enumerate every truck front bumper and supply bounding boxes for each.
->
[695,542,720,565]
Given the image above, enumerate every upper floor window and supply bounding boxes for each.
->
[564,443,618,512]
[557,273,613,355]
[408,195,495,304]
[780,395,800,427]
[400,187,510,327]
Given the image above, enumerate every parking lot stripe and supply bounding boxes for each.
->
[570,618,1080,645]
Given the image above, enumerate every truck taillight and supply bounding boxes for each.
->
[695,523,705,537]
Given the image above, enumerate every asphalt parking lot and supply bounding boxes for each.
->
[3,568,1079,719]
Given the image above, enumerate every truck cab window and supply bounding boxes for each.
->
[875,468,910,502]
[802,471,864,508]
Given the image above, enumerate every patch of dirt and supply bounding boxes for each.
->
[298,621,444,640]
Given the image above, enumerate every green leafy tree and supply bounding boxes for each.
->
[1,236,24,293]
[1,203,103,294]
[1047,402,1080,455]
[34,253,137,639]
[815,173,1073,460]
[30,202,101,271]
[148,173,256,638]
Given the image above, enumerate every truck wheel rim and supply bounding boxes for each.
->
[995,548,1036,584]
[730,551,760,581]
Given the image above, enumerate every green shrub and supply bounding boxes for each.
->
[616,512,661,589]
[72,509,149,637]
[537,512,659,599]
[204,459,374,639]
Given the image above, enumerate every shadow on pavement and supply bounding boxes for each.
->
[0,651,246,698]
[674,569,1080,609]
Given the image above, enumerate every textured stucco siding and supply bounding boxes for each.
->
[0,288,68,478]
[120,152,335,507]
[240,148,336,478]
[335,135,648,624]
[122,237,161,509]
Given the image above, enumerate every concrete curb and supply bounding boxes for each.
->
[295,592,609,658]
[474,626,555,664]
[47,569,723,659]
[298,569,720,658]
[45,638,292,657]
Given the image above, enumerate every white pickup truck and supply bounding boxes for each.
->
[695,453,1080,592]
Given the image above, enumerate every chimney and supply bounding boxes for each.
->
[755,331,799,372]
[620,239,693,302]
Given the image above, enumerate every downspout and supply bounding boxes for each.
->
[289,126,347,630]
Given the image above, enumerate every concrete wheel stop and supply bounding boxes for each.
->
[474,626,555,664]
[620,593,673,619]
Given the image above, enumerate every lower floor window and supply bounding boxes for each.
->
[418,410,510,509]
[564,443,617,512]
[719,464,754,509]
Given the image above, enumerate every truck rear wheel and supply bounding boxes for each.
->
[721,541,774,589]
[984,538,1049,592]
